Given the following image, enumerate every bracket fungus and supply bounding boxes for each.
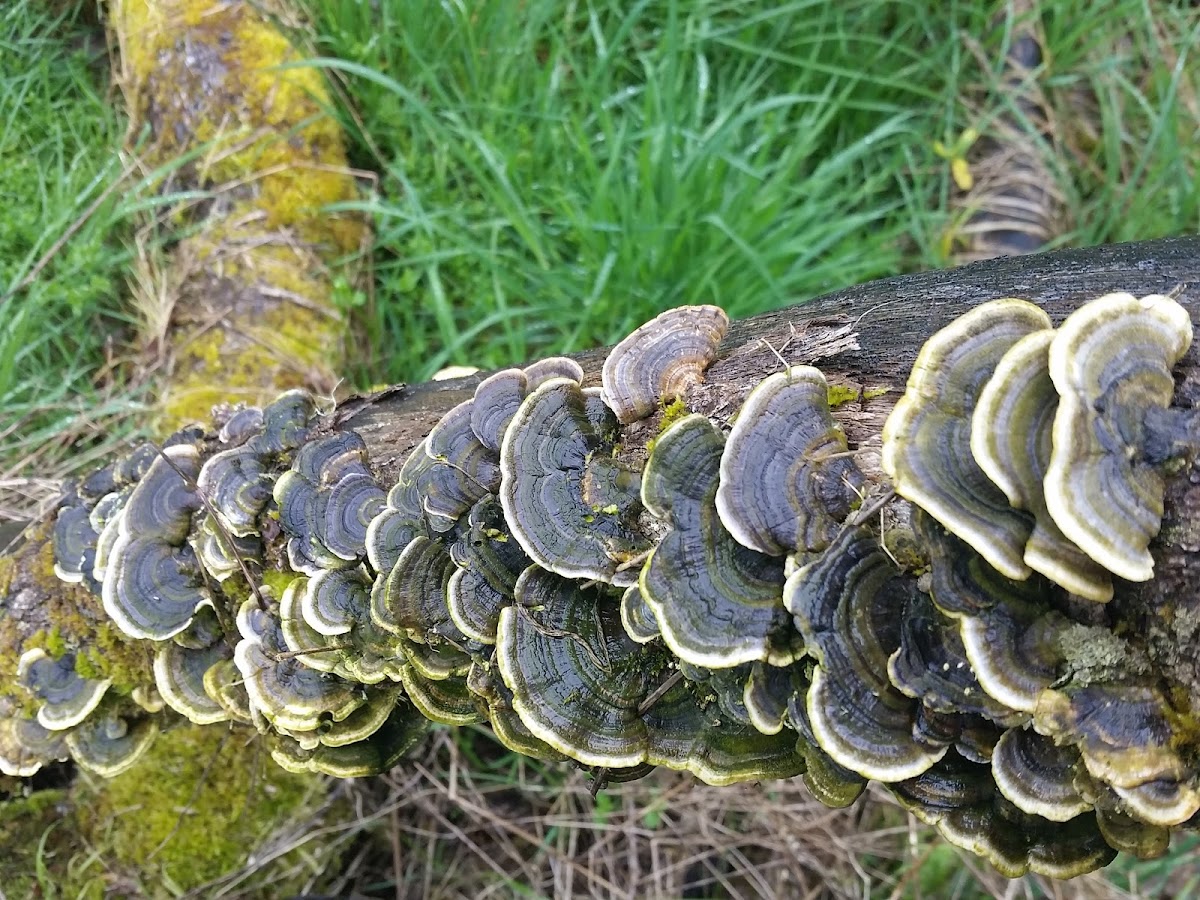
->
[882,298,1049,579]
[640,414,794,668]
[12,288,1200,881]
[601,305,728,424]
[716,366,864,556]
[1044,292,1194,583]
[499,378,650,585]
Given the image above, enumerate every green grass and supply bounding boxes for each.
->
[0,0,143,514]
[304,0,1199,386]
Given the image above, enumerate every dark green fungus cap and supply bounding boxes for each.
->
[216,404,264,446]
[375,535,463,644]
[1036,682,1200,826]
[786,693,868,808]
[1045,293,1193,583]
[500,379,650,585]
[303,566,373,637]
[882,299,1049,580]
[445,497,528,644]
[421,400,501,528]
[365,440,435,574]
[742,661,804,737]
[970,330,1112,600]
[399,668,484,726]
[497,567,802,783]
[619,585,661,644]
[990,727,1090,822]
[892,750,1116,878]
[17,648,111,731]
[153,640,231,726]
[268,701,428,777]
[234,599,365,735]
[191,512,262,582]
[52,502,97,585]
[0,715,69,777]
[64,709,157,778]
[785,525,945,782]
[121,445,202,545]
[716,366,863,556]
[324,473,386,560]
[640,414,792,668]
[601,305,728,424]
[254,389,316,455]
[959,599,1066,714]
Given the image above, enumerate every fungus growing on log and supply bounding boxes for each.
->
[6,282,1200,880]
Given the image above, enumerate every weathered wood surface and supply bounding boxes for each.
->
[341,236,1200,478]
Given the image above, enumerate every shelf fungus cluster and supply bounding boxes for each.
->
[4,294,1198,878]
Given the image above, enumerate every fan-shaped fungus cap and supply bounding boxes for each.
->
[0,715,69,777]
[268,701,428,777]
[716,366,864,556]
[120,445,202,545]
[234,599,366,734]
[786,694,869,808]
[53,503,97,585]
[523,356,585,389]
[882,299,1050,579]
[399,668,483,726]
[785,526,946,782]
[471,369,529,453]
[217,405,264,445]
[420,400,501,529]
[1037,682,1200,826]
[202,658,254,725]
[640,414,793,668]
[324,473,387,560]
[887,591,1021,725]
[496,567,803,782]
[255,389,316,454]
[991,727,1090,822]
[365,440,435,574]
[374,535,465,645]
[293,431,371,486]
[153,641,231,726]
[279,576,350,676]
[619,586,661,644]
[959,600,1065,714]
[601,305,728,424]
[500,379,650,585]
[304,566,373,637]
[892,750,1116,878]
[1044,292,1194,583]
[102,536,210,640]
[64,710,157,777]
[16,649,110,732]
[191,513,262,582]
[197,446,274,537]
[913,510,1049,619]
[444,496,528,644]
[970,330,1113,600]
[467,659,570,762]
[742,662,803,736]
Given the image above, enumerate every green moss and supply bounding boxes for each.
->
[0,788,104,898]
[862,386,891,401]
[81,723,320,892]
[826,383,860,407]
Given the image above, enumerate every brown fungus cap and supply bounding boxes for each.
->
[601,305,728,424]
[785,525,946,782]
[1044,292,1194,582]
[500,379,650,585]
[716,366,864,556]
[640,414,793,668]
[882,298,1049,580]
[970,330,1113,600]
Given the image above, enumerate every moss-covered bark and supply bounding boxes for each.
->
[112,0,363,431]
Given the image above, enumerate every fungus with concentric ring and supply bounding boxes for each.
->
[882,298,1050,580]
[716,366,864,556]
[601,305,728,424]
[1044,292,1194,583]
[640,414,793,668]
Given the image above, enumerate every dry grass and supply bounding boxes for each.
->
[177,727,1194,900]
